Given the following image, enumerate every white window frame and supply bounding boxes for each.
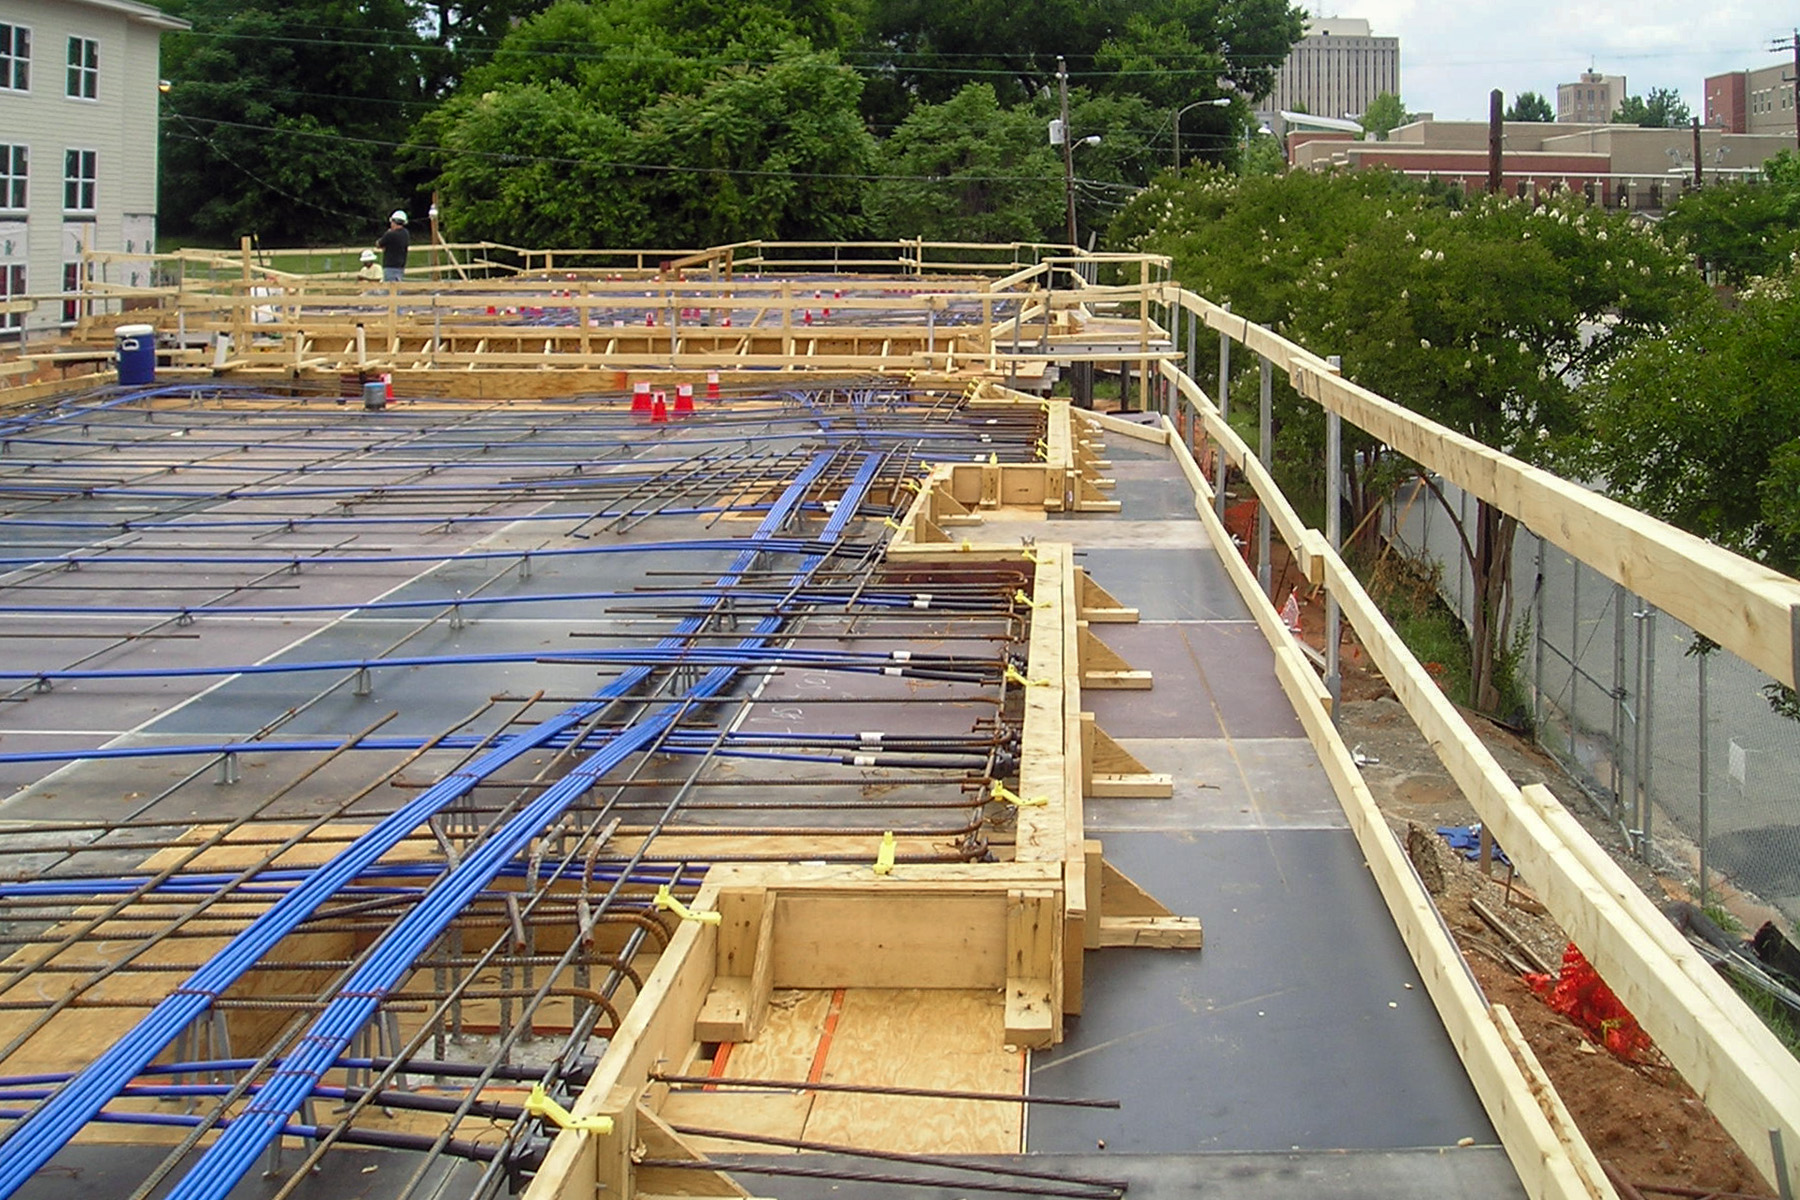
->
[64,148,96,212]
[65,36,96,101]
[0,22,29,92]
[0,144,24,211]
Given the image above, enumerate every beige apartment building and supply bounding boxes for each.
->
[1556,70,1626,122]
[0,0,185,339]
[1266,18,1399,132]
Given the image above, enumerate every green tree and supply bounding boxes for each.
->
[1613,86,1691,128]
[862,0,1301,107]
[1291,193,1705,711]
[1586,277,1800,576]
[155,0,428,244]
[1661,176,1800,285]
[865,83,1062,241]
[1359,92,1407,141]
[635,45,876,244]
[430,83,647,247]
[1504,91,1553,122]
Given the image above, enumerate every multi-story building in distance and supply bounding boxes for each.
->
[0,0,186,339]
[1556,70,1626,123]
[1266,18,1399,132]
[1705,62,1797,138]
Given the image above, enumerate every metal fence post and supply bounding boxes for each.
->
[1325,354,1343,723]
[1533,535,1545,729]
[1612,584,1628,821]
[1698,644,1710,902]
[1638,603,1657,860]
[1215,306,1231,521]
[1257,355,1273,598]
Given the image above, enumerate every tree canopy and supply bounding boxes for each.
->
[1503,91,1553,122]
[154,0,430,244]
[1585,275,1800,574]
[1358,92,1407,141]
[1612,86,1691,128]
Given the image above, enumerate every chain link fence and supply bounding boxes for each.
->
[1387,475,1800,928]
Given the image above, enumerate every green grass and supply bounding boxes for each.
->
[1730,974,1800,1061]
[1359,548,1474,706]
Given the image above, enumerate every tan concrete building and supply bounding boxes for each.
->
[1266,18,1399,132]
[1291,118,1791,211]
[1556,70,1626,123]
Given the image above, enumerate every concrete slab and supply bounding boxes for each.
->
[1029,829,1496,1154]
[712,1149,1524,1199]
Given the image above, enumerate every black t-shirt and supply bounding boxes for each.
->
[377,225,410,268]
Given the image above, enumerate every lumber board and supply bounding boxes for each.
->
[1078,627,1153,690]
[1096,916,1203,948]
[1279,341,1800,689]
[1320,548,1800,1196]
[771,892,1007,990]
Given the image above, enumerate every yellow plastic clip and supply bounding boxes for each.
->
[990,782,1048,808]
[654,884,721,925]
[1013,589,1051,610]
[987,452,1000,467]
[1034,438,1049,459]
[1021,546,1051,565]
[900,477,924,493]
[874,830,896,875]
[959,539,973,552]
[524,1084,615,1136]
[882,516,904,531]
[1003,663,1047,688]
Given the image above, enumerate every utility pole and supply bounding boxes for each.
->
[1788,29,1800,152]
[1691,117,1702,188]
[1058,56,1077,248]
[1487,89,1503,195]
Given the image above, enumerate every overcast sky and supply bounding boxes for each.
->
[1327,1,1794,122]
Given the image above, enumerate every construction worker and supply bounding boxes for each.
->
[376,210,410,283]
[356,249,381,284]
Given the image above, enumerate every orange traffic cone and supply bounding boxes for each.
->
[650,393,669,424]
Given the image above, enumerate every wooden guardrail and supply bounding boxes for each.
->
[1160,286,1800,1198]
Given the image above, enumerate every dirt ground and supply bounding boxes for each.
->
[1281,575,1776,1196]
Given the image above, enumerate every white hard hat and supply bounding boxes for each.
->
[390,210,407,224]
[360,249,377,262]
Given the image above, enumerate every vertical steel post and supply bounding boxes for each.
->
[1215,307,1231,521]
[1698,643,1710,902]
[1324,354,1343,722]
[1257,354,1273,597]
[1612,583,1627,820]
[1638,604,1657,859]
[1533,535,1545,729]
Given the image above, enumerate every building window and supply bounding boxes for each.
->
[1,145,23,210]
[0,22,29,91]
[64,149,95,211]
[1,263,23,332]
[62,260,81,323]
[65,37,96,100]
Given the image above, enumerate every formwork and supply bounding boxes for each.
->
[0,247,1796,1200]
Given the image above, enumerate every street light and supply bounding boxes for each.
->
[1243,121,1274,171]
[1174,97,1231,170]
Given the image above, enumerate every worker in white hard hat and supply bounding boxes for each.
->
[376,210,410,283]
[356,248,381,284]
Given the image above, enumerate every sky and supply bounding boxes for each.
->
[1325,0,1796,122]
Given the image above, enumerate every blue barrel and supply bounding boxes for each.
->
[115,324,157,386]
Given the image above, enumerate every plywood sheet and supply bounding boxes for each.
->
[802,988,1023,1155]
